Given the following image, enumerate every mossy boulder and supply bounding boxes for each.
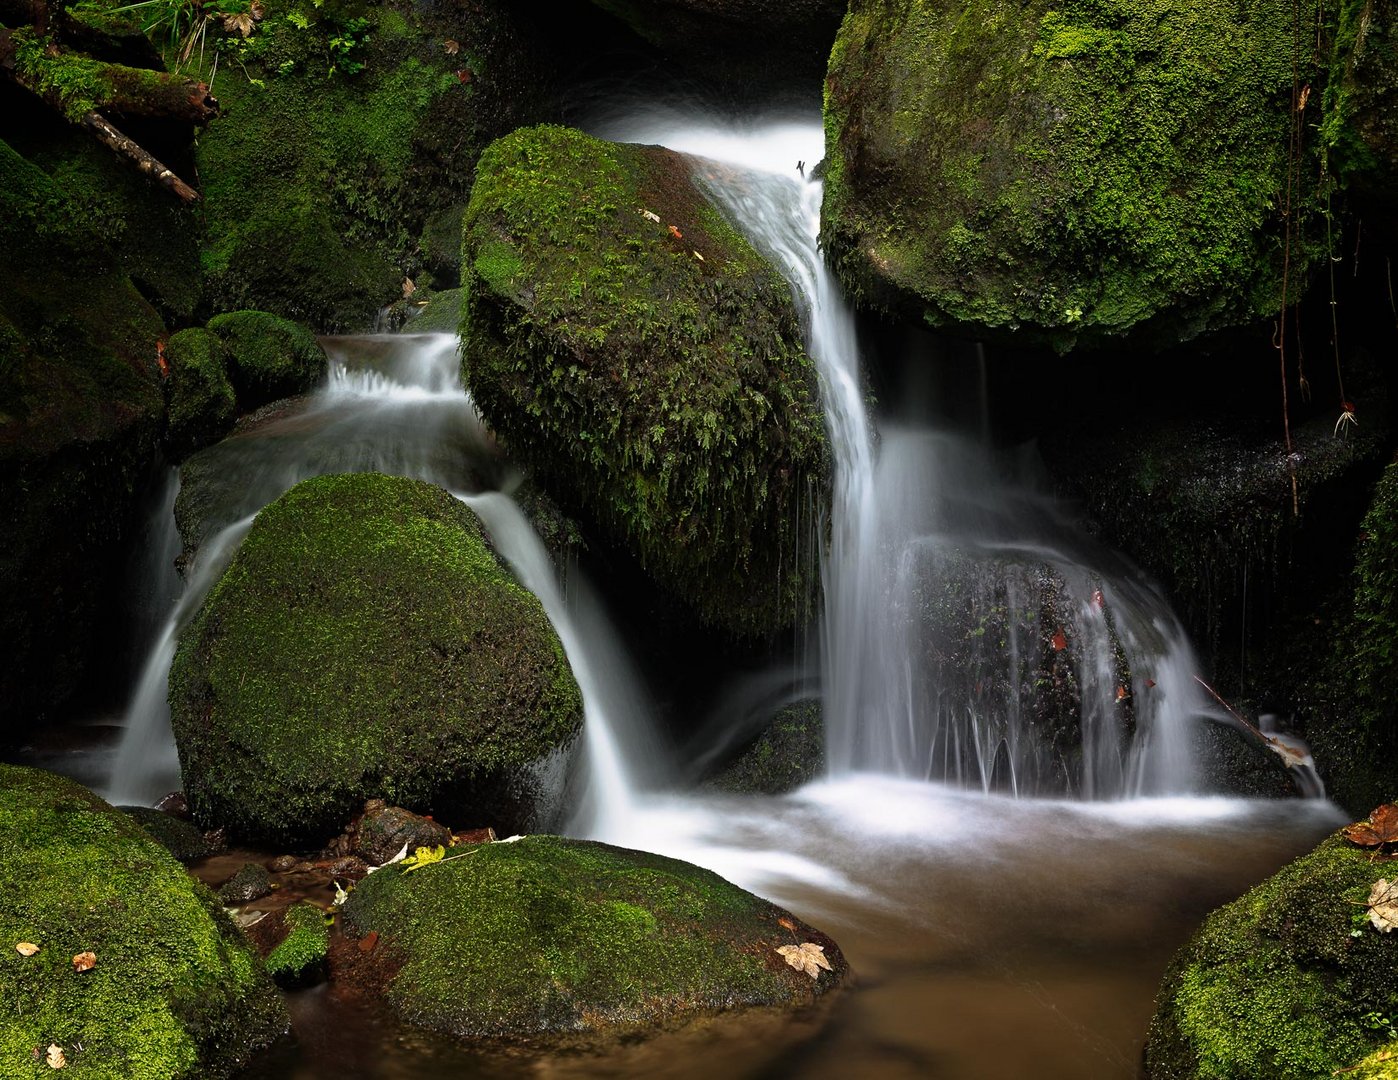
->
[822,0,1323,347]
[163,327,236,462]
[265,902,329,989]
[168,472,583,845]
[0,136,164,736]
[339,834,847,1044]
[461,124,828,638]
[206,310,325,411]
[119,806,224,862]
[707,699,824,795]
[1145,833,1398,1079]
[189,0,560,330]
[0,764,287,1078]
[1327,0,1398,241]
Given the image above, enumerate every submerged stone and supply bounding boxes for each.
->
[339,834,847,1045]
[822,0,1320,347]
[1146,833,1398,1079]
[0,764,287,1078]
[461,124,828,639]
[168,472,583,846]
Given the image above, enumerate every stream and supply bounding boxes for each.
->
[9,109,1347,1078]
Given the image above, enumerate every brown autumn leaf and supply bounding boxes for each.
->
[221,3,263,38]
[776,942,832,980]
[1343,804,1398,848]
[72,951,96,973]
[1368,878,1398,932]
[16,942,39,956]
[46,1044,65,1069]
[358,930,379,954]
[443,38,460,54]
[668,224,684,240]
[1050,627,1067,652]
[777,917,796,932]
[402,277,416,298]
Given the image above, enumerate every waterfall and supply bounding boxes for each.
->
[597,111,1205,797]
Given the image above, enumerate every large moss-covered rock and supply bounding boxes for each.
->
[163,327,236,462]
[340,834,847,1044]
[461,125,827,638]
[191,0,559,330]
[1326,0,1398,240]
[168,472,582,845]
[0,764,287,1079]
[1145,833,1398,1079]
[822,0,1318,347]
[0,136,164,736]
[206,310,325,411]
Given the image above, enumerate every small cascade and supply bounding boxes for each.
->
[456,492,663,840]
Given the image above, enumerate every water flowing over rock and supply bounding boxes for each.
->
[0,764,288,1077]
[460,124,828,639]
[168,472,583,846]
[821,0,1322,347]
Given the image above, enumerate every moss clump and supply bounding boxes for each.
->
[265,903,329,988]
[186,0,559,330]
[0,136,163,735]
[0,765,287,1079]
[206,309,325,410]
[119,806,223,862]
[461,125,828,638]
[1146,834,1398,1079]
[707,699,825,795]
[168,472,583,845]
[822,0,1328,348]
[341,834,846,1043]
[164,328,236,461]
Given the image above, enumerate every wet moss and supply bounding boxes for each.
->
[119,806,223,862]
[265,902,329,988]
[0,764,287,1079]
[340,834,847,1043]
[822,0,1330,347]
[164,327,236,461]
[168,472,583,845]
[707,699,824,795]
[461,124,828,638]
[205,309,325,410]
[1146,834,1398,1079]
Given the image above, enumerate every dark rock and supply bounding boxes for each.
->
[268,855,299,874]
[354,802,452,866]
[461,124,828,639]
[0,765,288,1076]
[218,862,273,904]
[168,473,583,845]
[206,310,326,412]
[339,835,848,1045]
[1187,720,1298,799]
[120,805,225,862]
[163,327,236,462]
[707,699,824,795]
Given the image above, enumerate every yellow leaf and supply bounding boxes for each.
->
[16,942,39,956]
[72,951,96,973]
[46,1044,65,1069]
[776,941,832,979]
[1368,879,1398,932]
[400,844,446,874]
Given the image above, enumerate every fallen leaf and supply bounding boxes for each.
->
[71,951,96,973]
[638,208,660,224]
[692,250,704,261]
[1050,627,1067,652]
[443,38,459,54]
[776,942,832,980]
[358,930,379,954]
[1091,589,1104,608]
[668,224,683,240]
[454,68,472,84]
[333,881,351,906]
[1115,685,1128,702]
[232,910,267,929]
[1144,678,1157,689]
[777,917,796,932]
[1297,84,1311,111]
[222,9,258,36]
[402,277,416,298]
[16,942,39,956]
[1369,878,1398,932]
[1344,804,1398,849]
[400,845,446,874]
[495,834,526,844]
[46,1044,65,1070]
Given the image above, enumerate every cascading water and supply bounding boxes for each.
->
[597,111,1205,797]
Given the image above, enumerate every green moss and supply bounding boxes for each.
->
[707,699,825,795]
[1146,834,1398,1079]
[403,287,463,333]
[265,903,329,988]
[1338,1040,1398,1079]
[205,309,325,409]
[341,834,846,1041]
[168,472,583,845]
[119,807,223,863]
[822,0,1336,347]
[0,765,287,1079]
[461,125,828,638]
[164,328,236,461]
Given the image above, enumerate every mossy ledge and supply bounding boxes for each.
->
[821,0,1321,348]
[0,764,287,1079]
[339,834,847,1046]
[168,472,583,846]
[1145,833,1398,1079]
[461,124,828,639]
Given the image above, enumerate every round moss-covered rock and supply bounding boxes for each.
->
[1145,833,1398,1079]
[265,902,330,989]
[822,0,1317,347]
[461,124,828,638]
[0,764,288,1079]
[339,834,847,1044]
[163,327,236,462]
[168,472,583,845]
[119,805,224,862]
[707,699,824,795]
[206,310,325,410]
